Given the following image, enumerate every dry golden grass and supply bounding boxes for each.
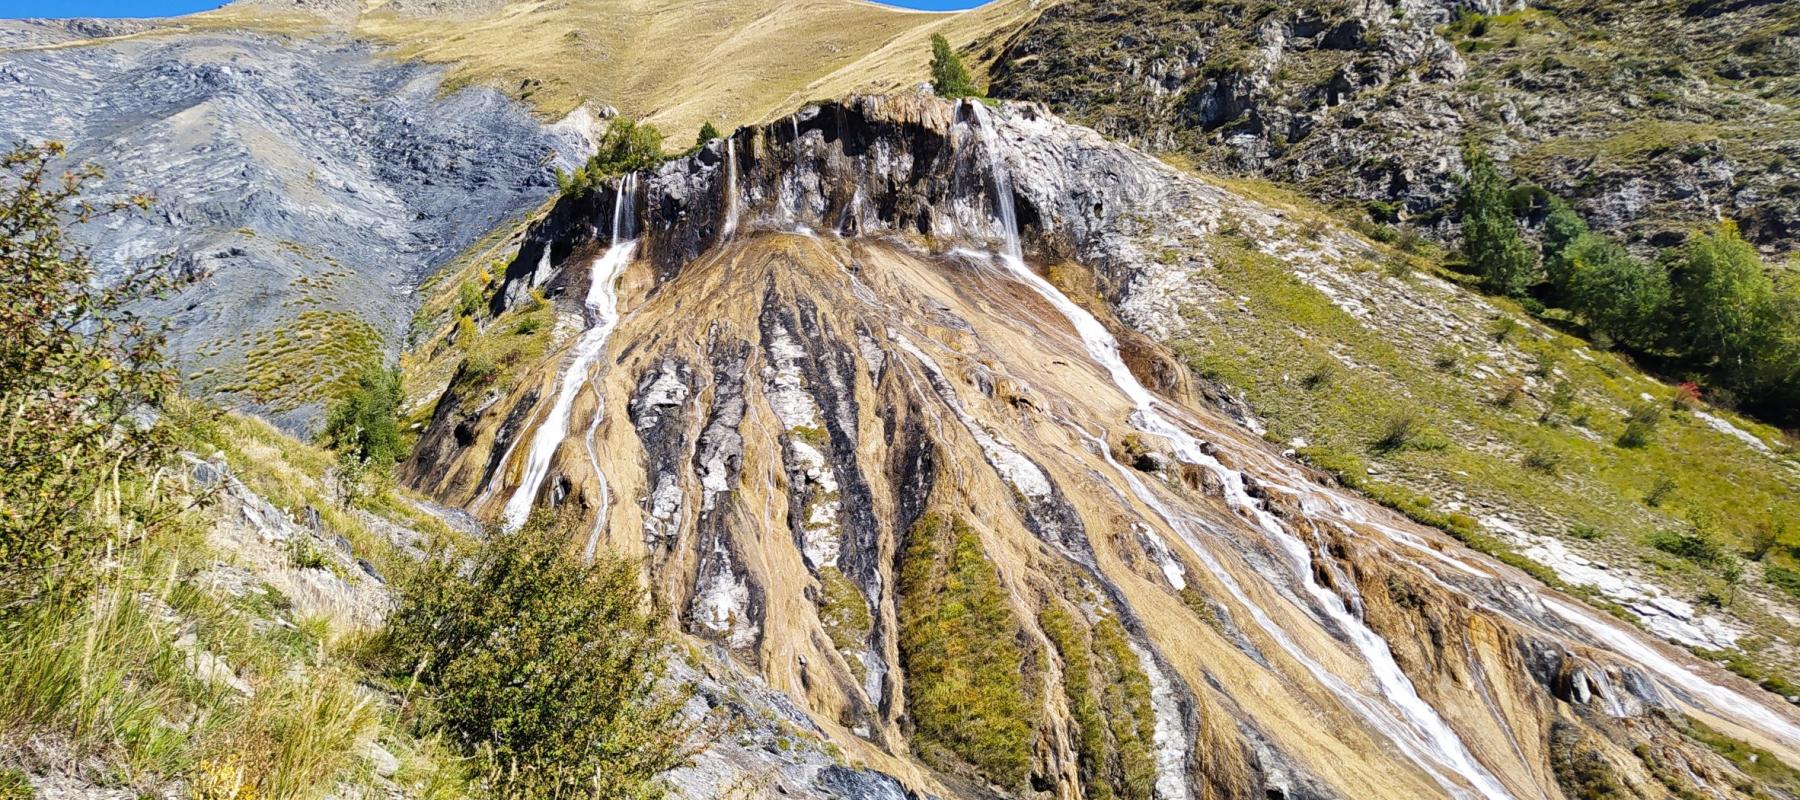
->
[184,0,1039,138]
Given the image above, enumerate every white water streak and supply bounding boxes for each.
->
[499,175,637,533]
[722,137,740,239]
[966,103,1514,800]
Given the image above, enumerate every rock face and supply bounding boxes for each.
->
[408,95,1800,799]
[0,22,587,432]
[989,0,1800,252]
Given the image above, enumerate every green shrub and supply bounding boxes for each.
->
[897,513,1033,788]
[929,34,978,99]
[0,142,178,610]
[557,119,666,197]
[382,509,694,800]
[455,281,483,318]
[1617,402,1662,448]
[1564,234,1670,349]
[321,363,405,503]
[1647,529,1724,566]
[1540,198,1589,297]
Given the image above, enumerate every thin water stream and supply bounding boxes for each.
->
[493,175,638,532]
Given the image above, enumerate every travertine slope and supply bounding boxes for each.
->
[405,95,1800,799]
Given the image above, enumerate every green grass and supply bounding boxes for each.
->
[0,400,476,798]
[896,513,1035,789]
[1163,229,1800,678]
[817,567,873,682]
[1039,604,1156,800]
[209,310,385,413]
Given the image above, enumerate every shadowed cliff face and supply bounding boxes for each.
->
[405,96,1800,799]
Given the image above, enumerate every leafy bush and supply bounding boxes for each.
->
[1460,147,1536,297]
[929,34,978,99]
[382,509,694,799]
[1617,402,1662,448]
[321,363,405,502]
[1647,529,1723,566]
[897,513,1033,788]
[0,142,177,611]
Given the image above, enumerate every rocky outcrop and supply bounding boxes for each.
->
[990,0,1800,253]
[0,23,587,432]
[407,94,1800,798]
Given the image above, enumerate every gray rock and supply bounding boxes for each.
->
[0,27,588,435]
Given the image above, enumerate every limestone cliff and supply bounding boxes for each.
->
[406,95,1800,799]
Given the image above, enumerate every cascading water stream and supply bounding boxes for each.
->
[964,103,1517,800]
[495,174,639,532]
[722,136,741,239]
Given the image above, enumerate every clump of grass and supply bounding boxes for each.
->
[1493,376,1528,408]
[1617,402,1663,448]
[816,567,872,681]
[1371,412,1444,454]
[1644,476,1677,507]
[1647,528,1724,567]
[1039,604,1156,800]
[1523,448,1561,475]
[1300,361,1336,390]
[1765,565,1800,601]
[897,513,1034,789]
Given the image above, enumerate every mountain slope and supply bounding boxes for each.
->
[0,19,589,431]
[202,0,1044,135]
[989,0,1800,253]
[401,94,1800,799]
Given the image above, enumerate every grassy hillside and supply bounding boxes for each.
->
[1160,169,1800,689]
[186,0,1040,138]
[0,407,474,798]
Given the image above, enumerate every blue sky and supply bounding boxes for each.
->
[1,0,987,19]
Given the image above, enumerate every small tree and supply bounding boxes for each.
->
[695,121,721,146]
[321,363,404,503]
[384,509,695,799]
[1672,221,1779,379]
[1460,147,1536,297]
[560,119,666,196]
[0,142,177,610]
[1564,233,1670,349]
[929,34,978,99]
[1540,197,1589,299]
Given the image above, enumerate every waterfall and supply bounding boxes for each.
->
[968,102,1023,262]
[497,173,639,533]
[964,105,1517,800]
[721,136,741,239]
